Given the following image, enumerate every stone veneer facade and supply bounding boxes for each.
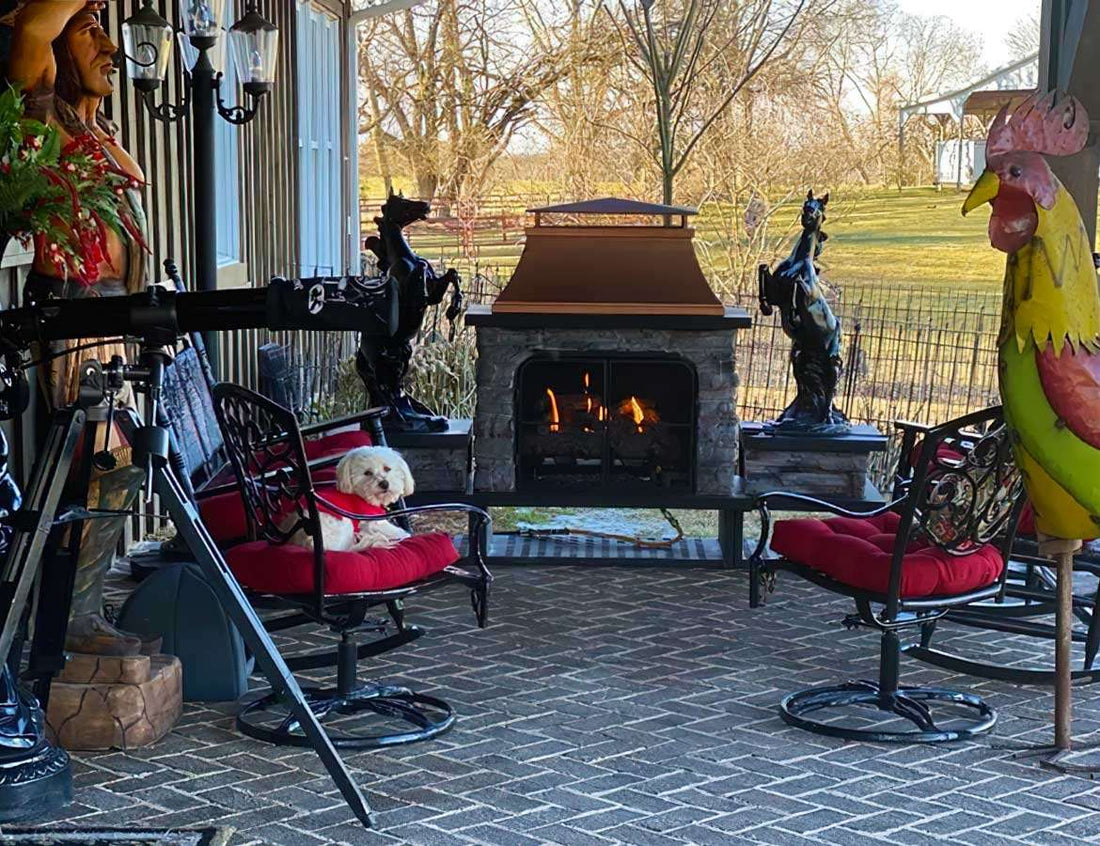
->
[473,325,742,494]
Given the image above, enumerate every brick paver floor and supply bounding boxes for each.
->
[21,563,1100,845]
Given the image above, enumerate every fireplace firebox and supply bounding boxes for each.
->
[516,355,696,491]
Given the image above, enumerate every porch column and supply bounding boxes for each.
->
[1042,0,1100,245]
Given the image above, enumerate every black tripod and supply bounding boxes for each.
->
[0,343,375,827]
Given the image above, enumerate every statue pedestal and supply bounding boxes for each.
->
[46,653,182,751]
[385,419,472,493]
[741,422,887,498]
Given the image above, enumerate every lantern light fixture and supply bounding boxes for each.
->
[120,0,174,91]
[228,4,280,96]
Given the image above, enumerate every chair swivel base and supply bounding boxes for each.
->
[237,682,456,750]
[905,644,1100,686]
[779,680,997,743]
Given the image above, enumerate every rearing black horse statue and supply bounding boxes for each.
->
[357,194,463,433]
[758,190,847,432]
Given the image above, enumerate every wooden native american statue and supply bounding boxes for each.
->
[3,0,156,658]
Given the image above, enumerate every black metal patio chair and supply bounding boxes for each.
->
[749,406,1025,742]
[894,417,1100,685]
[211,382,491,748]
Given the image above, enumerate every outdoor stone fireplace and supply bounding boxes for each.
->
[469,199,749,495]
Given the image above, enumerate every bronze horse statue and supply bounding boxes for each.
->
[357,193,463,433]
[758,190,847,432]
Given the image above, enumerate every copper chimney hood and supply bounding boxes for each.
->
[491,198,724,316]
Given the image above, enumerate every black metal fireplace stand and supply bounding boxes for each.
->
[410,479,884,577]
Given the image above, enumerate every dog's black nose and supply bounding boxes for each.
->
[378,479,389,491]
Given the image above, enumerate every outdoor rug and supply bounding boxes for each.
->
[0,830,231,846]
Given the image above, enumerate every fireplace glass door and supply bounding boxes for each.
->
[516,355,696,492]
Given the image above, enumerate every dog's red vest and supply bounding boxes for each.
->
[311,489,388,532]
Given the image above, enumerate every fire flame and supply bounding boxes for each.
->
[546,387,560,432]
[629,396,645,432]
[598,406,606,422]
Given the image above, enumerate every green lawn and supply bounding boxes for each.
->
[739,188,1005,290]
[366,185,1014,296]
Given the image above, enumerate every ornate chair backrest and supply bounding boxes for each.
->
[892,407,1024,599]
[211,383,322,558]
[162,346,226,491]
[258,342,303,419]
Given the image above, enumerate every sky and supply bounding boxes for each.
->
[897,0,1039,68]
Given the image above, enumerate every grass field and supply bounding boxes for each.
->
[747,188,1006,289]
[363,185,1019,302]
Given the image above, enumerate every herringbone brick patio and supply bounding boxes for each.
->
[21,563,1100,845]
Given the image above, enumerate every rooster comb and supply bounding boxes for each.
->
[987,91,1089,162]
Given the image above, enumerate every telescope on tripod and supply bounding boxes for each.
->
[0,274,397,826]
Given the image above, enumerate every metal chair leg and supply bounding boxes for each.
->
[151,461,375,828]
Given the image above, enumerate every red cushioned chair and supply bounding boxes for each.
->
[212,382,491,749]
[153,339,379,552]
[751,407,1025,742]
[892,424,1100,686]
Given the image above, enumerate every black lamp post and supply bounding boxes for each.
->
[120,0,279,365]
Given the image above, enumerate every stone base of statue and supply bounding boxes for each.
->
[742,421,887,498]
[385,419,472,492]
[46,652,182,751]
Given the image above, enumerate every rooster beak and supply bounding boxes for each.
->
[963,169,1000,216]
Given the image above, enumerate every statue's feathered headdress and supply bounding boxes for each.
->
[987,91,1089,162]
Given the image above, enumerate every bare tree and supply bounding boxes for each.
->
[1005,10,1040,61]
[357,0,603,205]
[611,0,812,205]
[806,0,983,187]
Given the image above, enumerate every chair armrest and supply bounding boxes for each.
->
[753,490,904,521]
[314,490,490,526]
[300,407,389,438]
[893,420,932,436]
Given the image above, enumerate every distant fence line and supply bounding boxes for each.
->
[428,266,1002,433]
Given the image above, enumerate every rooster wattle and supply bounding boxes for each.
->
[962,91,1099,541]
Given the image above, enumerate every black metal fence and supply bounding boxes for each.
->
[731,283,1002,431]
[362,265,1003,434]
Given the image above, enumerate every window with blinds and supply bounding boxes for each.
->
[296,1,343,276]
[215,2,242,267]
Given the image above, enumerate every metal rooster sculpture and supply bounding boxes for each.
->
[963,91,1098,769]
[758,190,848,433]
[357,194,463,433]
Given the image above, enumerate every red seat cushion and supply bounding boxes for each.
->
[198,491,250,545]
[226,532,459,595]
[770,512,1002,598]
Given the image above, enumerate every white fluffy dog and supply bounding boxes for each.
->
[286,446,414,552]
